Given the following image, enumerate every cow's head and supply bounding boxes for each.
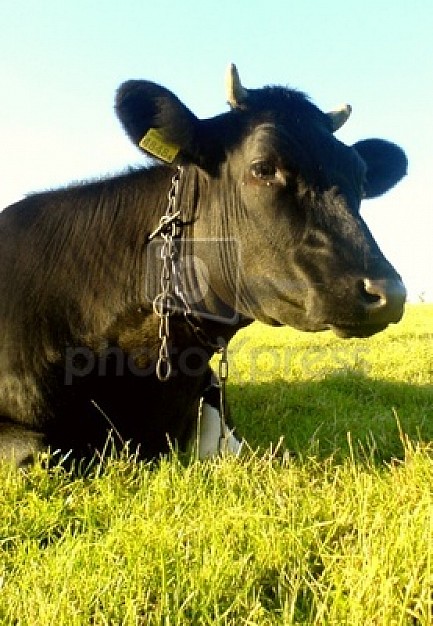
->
[115,65,407,338]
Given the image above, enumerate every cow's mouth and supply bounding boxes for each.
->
[330,322,389,338]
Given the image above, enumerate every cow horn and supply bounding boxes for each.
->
[327,104,352,132]
[226,63,248,108]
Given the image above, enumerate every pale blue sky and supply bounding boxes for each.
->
[1,0,432,300]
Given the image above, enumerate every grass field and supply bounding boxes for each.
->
[1,304,432,625]
[227,303,433,463]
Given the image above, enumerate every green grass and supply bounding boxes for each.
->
[1,304,432,625]
[227,303,433,462]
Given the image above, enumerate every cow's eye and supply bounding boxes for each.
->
[250,161,277,182]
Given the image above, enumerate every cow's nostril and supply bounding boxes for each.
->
[361,278,406,322]
[362,278,387,308]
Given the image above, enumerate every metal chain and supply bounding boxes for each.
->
[150,168,230,458]
[196,342,229,457]
[217,343,229,454]
[151,167,182,381]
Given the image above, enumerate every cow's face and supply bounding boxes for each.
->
[116,65,407,338]
[218,112,406,337]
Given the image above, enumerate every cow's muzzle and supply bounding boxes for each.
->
[330,277,406,338]
[361,278,406,323]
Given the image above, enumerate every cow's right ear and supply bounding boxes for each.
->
[115,80,203,166]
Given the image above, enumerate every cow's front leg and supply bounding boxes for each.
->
[0,420,46,467]
[193,384,243,459]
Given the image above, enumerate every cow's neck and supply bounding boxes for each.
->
[132,165,251,384]
[141,165,248,336]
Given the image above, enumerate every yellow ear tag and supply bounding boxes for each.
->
[139,128,180,163]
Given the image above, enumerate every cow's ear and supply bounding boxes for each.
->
[115,80,202,166]
[353,139,408,199]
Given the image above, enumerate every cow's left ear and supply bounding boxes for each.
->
[115,80,203,166]
[353,139,408,199]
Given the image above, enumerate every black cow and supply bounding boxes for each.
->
[0,65,407,465]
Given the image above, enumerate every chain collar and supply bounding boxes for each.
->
[148,167,184,381]
[148,167,230,453]
[149,166,225,378]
